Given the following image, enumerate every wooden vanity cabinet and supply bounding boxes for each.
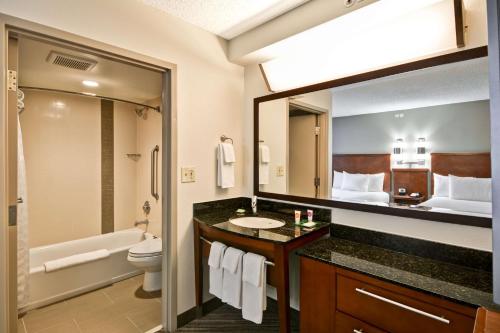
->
[300,257,477,333]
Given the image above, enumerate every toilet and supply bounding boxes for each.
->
[127,235,162,292]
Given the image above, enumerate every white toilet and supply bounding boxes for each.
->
[127,234,162,292]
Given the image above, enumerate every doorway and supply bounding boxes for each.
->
[2,24,176,333]
[288,101,329,198]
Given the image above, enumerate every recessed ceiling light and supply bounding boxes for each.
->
[82,92,97,96]
[82,80,99,87]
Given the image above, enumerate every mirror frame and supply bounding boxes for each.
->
[254,46,491,228]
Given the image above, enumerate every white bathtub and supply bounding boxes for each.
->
[26,228,145,310]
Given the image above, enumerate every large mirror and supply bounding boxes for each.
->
[256,51,492,226]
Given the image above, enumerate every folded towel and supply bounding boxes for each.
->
[259,163,269,185]
[208,241,227,299]
[217,144,235,188]
[222,247,244,308]
[44,249,110,272]
[260,145,270,164]
[242,253,267,324]
[221,142,236,163]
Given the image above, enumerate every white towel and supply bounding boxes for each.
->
[222,247,244,308]
[208,241,227,299]
[260,145,270,164]
[242,253,267,324]
[44,249,110,272]
[221,142,236,163]
[259,163,269,185]
[217,143,235,188]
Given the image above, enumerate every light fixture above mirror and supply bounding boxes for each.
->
[260,0,464,91]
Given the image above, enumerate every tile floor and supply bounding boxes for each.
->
[18,275,161,333]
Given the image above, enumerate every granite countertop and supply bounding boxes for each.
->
[193,198,331,243]
[298,237,499,310]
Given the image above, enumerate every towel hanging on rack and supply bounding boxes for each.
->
[217,143,235,188]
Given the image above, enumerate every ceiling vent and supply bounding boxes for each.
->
[46,51,97,71]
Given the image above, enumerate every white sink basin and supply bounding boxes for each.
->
[229,217,285,229]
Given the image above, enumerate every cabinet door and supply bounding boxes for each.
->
[335,311,387,333]
[337,274,475,333]
[300,257,335,333]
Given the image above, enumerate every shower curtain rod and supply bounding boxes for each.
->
[18,86,161,113]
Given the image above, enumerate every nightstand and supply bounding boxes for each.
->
[393,194,426,205]
[392,168,429,202]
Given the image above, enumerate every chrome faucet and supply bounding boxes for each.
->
[135,201,151,227]
[251,195,258,214]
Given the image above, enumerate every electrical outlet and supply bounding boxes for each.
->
[276,166,285,177]
[181,167,196,183]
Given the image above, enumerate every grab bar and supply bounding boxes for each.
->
[199,236,275,267]
[151,145,160,200]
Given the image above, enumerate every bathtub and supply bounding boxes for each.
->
[26,228,145,310]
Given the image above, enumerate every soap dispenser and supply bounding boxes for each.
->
[251,196,257,214]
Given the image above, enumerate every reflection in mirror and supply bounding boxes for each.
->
[258,56,492,219]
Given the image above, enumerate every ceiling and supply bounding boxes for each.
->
[139,0,308,40]
[331,56,490,117]
[18,37,163,105]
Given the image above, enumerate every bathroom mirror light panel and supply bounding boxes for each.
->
[260,0,464,91]
[255,47,492,227]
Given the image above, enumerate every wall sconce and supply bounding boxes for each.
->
[259,0,464,91]
[393,138,404,155]
[417,137,426,154]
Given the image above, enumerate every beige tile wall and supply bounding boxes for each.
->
[114,102,138,232]
[22,90,101,247]
[114,100,162,237]
[135,98,162,237]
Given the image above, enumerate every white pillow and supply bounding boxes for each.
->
[341,171,369,192]
[367,173,385,192]
[433,174,449,197]
[449,175,492,202]
[333,170,343,189]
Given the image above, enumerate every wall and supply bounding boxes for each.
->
[113,102,138,232]
[258,98,288,193]
[114,100,163,237]
[21,90,101,247]
[0,0,245,315]
[135,99,163,237]
[332,100,491,154]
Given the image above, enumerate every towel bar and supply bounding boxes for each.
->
[200,236,275,267]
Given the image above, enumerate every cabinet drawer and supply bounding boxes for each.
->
[337,275,475,333]
[335,311,387,333]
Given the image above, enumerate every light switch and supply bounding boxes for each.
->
[276,166,285,177]
[181,167,196,183]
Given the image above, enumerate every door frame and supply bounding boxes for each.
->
[0,14,179,333]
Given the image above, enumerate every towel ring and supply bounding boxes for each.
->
[220,135,233,144]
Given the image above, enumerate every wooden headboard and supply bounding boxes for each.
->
[431,152,491,194]
[332,154,391,192]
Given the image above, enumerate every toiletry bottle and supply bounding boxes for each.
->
[295,210,301,225]
[307,209,313,222]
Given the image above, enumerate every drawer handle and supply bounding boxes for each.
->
[353,330,363,333]
[355,288,450,325]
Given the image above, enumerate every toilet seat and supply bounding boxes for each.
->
[128,238,162,258]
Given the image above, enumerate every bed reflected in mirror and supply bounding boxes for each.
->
[257,55,492,221]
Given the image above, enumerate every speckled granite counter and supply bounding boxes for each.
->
[193,197,331,243]
[298,235,498,310]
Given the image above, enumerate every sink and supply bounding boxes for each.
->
[229,217,285,229]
